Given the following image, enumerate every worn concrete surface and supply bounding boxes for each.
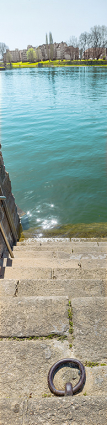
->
[0,296,69,337]
[0,278,107,300]
[6,256,107,269]
[13,247,107,259]
[0,396,107,425]
[0,238,107,424]
[4,266,52,279]
[4,265,107,280]
[72,297,107,362]
[0,277,106,298]
[16,238,107,250]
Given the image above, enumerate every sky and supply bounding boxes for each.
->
[0,0,107,51]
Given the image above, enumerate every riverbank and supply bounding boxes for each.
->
[19,222,107,240]
[5,59,107,68]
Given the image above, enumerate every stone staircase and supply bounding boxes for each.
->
[0,238,107,424]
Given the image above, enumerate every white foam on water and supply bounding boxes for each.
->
[42,218,58,230]
[27,211,32,217]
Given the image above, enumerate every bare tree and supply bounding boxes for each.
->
[89,25,107,59]
[68,36,78,48]
[67,36,79,60]
[79,32,90,59]
[0,42,8,63]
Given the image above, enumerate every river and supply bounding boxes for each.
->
[0,66,107,233]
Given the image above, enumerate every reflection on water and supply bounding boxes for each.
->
[1,67,107,229]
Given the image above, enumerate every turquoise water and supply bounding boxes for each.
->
[0,67,107,231]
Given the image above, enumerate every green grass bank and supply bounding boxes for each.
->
[6,59,107,69]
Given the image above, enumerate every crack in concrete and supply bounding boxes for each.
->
[14,280,19,297]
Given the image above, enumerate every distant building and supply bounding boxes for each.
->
[3,42,89,64]
[64,46,79,60]
[83,47,107,60]
[3,48,21,63]
[56,42,67,60]
[20,49,27,62]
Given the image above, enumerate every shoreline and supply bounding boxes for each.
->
[19,222,107,240]
[5,59,107,69]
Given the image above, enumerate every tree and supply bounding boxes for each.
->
[46,33,48,45]
[49,32,54,60]
[67,36,79,60]
[27,48,37,62]
[36,47,41,62]
[6,51,12,64]
[0,42,8,65]
[68,36,78,48]
[89,25,107,59]
[79,26,107,60]
[79,32,90,59]
[0,42,7,59]
[49,32,53,44]
[45,33,49,60]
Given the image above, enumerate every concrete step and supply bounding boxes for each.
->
[16,238,107,251]
[72,297,107,362]
[9,255,107,269]
[0,296,69,337]
[13,246,107,258]
[0,278,107,298]
[0,396,107,425]
[0,339,107,399]
[4,265,107,280]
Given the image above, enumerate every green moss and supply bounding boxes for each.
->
[57,335,67,341]
[21,222,107,239]
[68,302,73,335]
[85,361,99,367]
[45,334,67,341]
[42,393,51,398]
[7,336,39,341]
[45,334,56,339]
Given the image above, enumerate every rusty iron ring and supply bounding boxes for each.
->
[48,358,86,396]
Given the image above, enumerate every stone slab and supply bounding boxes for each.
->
[15,239,107,251]
[4,266,107,280]
[0,398,23,425]
[0,278,106,298]
[52,268,107,280]
[0,296,69,337]
[4,267,52,279]
[5,255,107,269]
[72,297,107,362]
[0,396,106,425]
[24,396,107,425]
[0,340,107,399]
[14,278,107,298]
[13,246,107,259]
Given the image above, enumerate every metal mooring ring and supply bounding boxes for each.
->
[48,358,86,396]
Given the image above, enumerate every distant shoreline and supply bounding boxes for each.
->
[5,59,107,69]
